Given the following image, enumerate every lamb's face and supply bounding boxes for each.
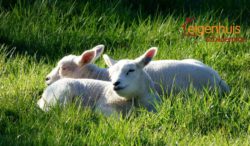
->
[104,47,158,99]
[45,55,80,85]
[108,60,143,99]
[45,45,104,85]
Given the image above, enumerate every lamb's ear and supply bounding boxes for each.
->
[78,50,96,66]
[92,44,105,62]
[103,54,117,67]
[135,47,158,68]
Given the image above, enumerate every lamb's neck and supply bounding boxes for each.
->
[134,73,159,111]
[137,72,156,96]
[135,90,159,112]
[82,64,110,81]
[105,87,132,114]
[106,87,128,103]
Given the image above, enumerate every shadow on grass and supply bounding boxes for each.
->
[1,0,249,17]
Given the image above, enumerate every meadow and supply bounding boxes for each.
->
[0,0,249,145]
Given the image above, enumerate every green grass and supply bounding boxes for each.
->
[0,0,249,145]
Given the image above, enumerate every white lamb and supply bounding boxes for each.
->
[103,49,230,95]
[45,44,109,85]
[38,48,160,115]
[38,78,132,116]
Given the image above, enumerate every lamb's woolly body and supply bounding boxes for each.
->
[38,78,132,116]
[144,60,230,95]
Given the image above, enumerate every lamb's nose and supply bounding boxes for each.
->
[45,77,50,81]
[113,81,120,86]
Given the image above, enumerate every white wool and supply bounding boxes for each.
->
[144,59,230,95]
[38,78,132,116]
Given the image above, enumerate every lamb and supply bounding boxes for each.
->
[38,78,132,116]
[38,48,160,115]
[103,49,230,95]
[45,44,109,86]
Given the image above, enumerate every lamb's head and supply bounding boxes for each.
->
[45,45,104,85]
[104,47,157,99]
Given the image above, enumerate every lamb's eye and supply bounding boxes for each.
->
[126,69,135,75]
[61,66,67,71]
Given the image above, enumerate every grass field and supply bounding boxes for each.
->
[0,0,249,145]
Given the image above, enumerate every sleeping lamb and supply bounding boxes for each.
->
[104,51,230,95]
